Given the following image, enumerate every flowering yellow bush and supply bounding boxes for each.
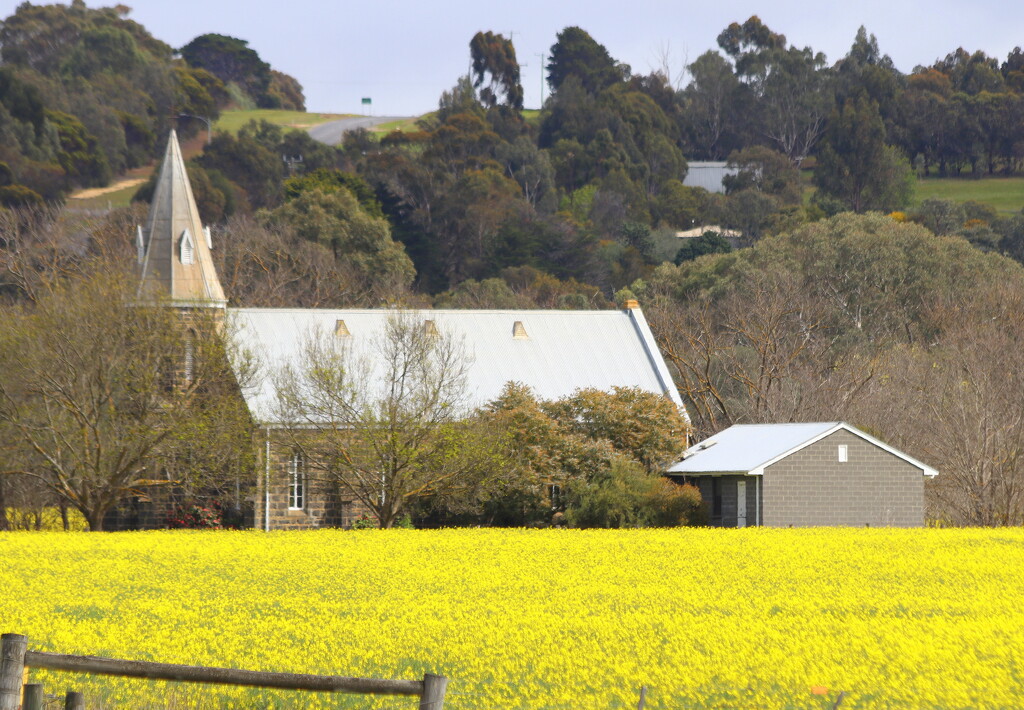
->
[1,528,1022,708]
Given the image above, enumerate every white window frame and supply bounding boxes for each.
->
[287,452,305,510]
[838,444,848,463]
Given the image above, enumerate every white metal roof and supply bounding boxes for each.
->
[228,307,684,425]
[682,162,739,194]
[667,422,938,477]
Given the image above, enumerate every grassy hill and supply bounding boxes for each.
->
[912,176,1024,214]
[213,109,352,134]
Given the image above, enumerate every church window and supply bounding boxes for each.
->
[288,452,305,510]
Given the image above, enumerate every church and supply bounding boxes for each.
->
[126,131,688,530]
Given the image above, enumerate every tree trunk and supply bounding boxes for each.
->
[86,508,106,532]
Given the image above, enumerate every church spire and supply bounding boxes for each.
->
[138,130,226,306]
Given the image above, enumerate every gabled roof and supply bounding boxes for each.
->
[229,306,685,425]
[138,130,226,306]
[667,422,938,477]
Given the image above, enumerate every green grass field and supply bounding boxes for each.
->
[213,109,351,135]
[913,176,1024,214]
[66,181,143,210]
[368,115,424,133]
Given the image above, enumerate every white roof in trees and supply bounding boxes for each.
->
[229,306,685,425]
[682,162,739,194]
[667,422,938,477]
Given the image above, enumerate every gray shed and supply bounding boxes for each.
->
[682,161,739,194]
[668,423,938,527]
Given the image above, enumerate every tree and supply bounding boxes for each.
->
[681,50,744,159]
[479,383,693,527]
[0,266,252,531]
[718,16,833,162]
[813,96,913,213]
[179,33,272,106]
[470,31,523,110]
[547,27,625,95]
[274,312,498,528]
[723,145,802,205]
[264,186,415,299]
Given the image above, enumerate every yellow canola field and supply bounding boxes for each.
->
[1,528,1022,709]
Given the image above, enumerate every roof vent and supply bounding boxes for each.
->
[334,319,351,337]
[512,321,528,339]
[423,320,438,337]
[180,229,194,265]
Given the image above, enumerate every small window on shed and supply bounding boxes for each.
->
[512,321,528,339]
[838,444,848,463]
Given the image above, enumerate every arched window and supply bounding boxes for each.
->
[287,452,305,510]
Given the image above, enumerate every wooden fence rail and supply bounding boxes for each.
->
[1,634,447,709]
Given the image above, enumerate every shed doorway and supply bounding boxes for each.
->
[737,479,747,527]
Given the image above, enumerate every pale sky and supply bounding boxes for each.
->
[4,1,1021,116]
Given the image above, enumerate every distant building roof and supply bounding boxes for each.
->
[668,422,938,477]
[230,306,685,425]
[674,225,741,239]
[683,162,739,194]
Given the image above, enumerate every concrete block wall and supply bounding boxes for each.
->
[762,429,924,527]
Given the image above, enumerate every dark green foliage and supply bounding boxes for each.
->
[45,109,110,187]
[266,70,305,111]
[470,31,523,110]
[546,27,625,95]
[674,232,732,264]
[813,96,913,213]
[284,169,382,217]
[0,2,291,198]
[0,184,43,207]
[198,132,282,208]
[180,34,303,111]
[723,146,802,205]
[179,34,272,105]
[0,68,46,134]
[565,458,703,528]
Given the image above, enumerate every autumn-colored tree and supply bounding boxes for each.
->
[0,265,253,530]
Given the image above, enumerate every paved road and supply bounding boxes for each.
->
[308,115,408,146]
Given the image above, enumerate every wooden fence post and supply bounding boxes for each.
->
[0,634,28,710]
[65,690,85,710]
[22,683,43,710]
[419,673,448,709]
[637,685,647,709]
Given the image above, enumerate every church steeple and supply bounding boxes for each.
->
[138,130,226,307]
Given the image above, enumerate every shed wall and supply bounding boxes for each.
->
[761,429,924,527]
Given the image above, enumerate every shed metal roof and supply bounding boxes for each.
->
[229,307,684,425]
[667,422,938,477]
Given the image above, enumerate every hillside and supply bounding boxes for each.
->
[0,3,304,205]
